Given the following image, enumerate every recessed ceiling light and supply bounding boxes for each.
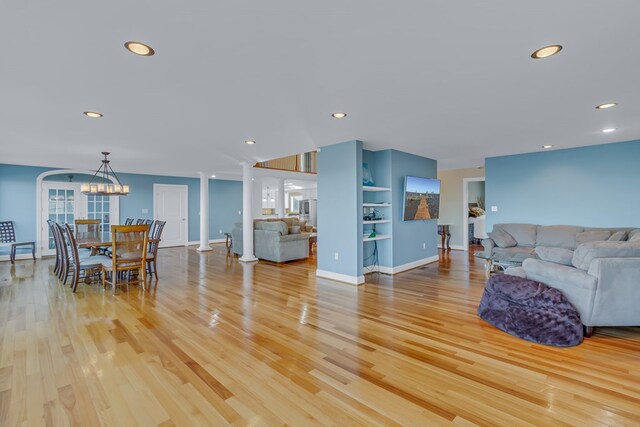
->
[245,140,256,145]
[124,41,155,56]
[542,145,553,149]
[601,128,617,133]
[595,102,617,110]
[211,174,216,178]
[331,112,347,119]
[531,45,562,59]
[83,111,103,118]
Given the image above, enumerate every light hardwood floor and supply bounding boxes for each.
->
[1,247,639,426]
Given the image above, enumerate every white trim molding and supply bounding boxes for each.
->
[370,255,440,275]
[438,244,466,251]
[316,269,365,285]
[187,239,226,245]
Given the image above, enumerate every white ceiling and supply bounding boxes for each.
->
[2,1,639,177]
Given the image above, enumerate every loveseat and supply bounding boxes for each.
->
[232,220,311,262]
[483,224,640,331]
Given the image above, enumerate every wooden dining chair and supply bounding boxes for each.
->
[63,224,108,292]
[146,220,166,278]
[102,225,149,294]
[75,219,101,242]
[135,219,145,225]
[47,220,61,277]
[124,218,134,225]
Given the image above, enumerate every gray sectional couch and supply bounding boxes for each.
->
[482,224,640,331]
[232,220,311,263]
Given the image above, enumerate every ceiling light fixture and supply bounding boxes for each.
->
[531,45,562,59]
[331,112,347,119]
[211,174,216,178]
[595,102,617,110]
[245,140,256,145]
[80,152,129,196]
[542,145,553,149]
[601,128,617,133]
[83,111,103,118]
[124,41,155,56]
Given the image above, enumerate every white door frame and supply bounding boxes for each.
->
[462,176,485,252]
[36,169,120,258]
[153,184,189,247]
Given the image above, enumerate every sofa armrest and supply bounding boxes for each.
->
[586,257,640,326]
[481,238,495,257]
[522,258,597,324]
[280,233,311,242]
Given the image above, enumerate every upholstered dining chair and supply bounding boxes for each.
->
[101,225,149,294]
[0,220,35,264]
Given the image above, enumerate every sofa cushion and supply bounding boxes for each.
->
[576,230,612,245]
[629,233,640,242]
[488,229,517,248]
[629,229,640,239]
[535,246,574,266]
[535,225,583,249]
[571,241,640,270]
[289,226,301,234]
[496,224,538,247]
[608,231,628,241]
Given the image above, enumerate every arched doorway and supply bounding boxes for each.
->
[36,169,120,257]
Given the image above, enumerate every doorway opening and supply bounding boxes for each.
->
[462,177,486,252]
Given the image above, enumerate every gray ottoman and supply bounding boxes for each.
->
[478,274,583,347]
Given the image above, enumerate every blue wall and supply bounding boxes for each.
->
[0,163,242,248]
[317,140,363,278]
[390,150,439,266]
[485,139,640,230]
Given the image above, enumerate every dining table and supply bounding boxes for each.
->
[78,237,160,249]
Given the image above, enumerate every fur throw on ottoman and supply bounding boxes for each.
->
[478,274,583,347]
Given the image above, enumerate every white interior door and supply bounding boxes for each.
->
[154,184,188,247]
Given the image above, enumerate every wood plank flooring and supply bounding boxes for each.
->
[1,246,639,426]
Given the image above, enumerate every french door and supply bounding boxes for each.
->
[41,182,119,256]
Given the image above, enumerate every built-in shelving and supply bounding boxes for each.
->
[363,186,391,192]
[362,234,392,242]
[363,219,391,224]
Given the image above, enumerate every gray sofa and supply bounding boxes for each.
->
[232,220,310,262]
[483,224,640,331]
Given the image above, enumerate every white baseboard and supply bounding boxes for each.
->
[0,254,36,263]
[316,269,365,285]
[187,239,226,246]
[438,244,466,251]
[369,255,440,275]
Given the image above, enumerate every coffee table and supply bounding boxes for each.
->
[474,251,534,274]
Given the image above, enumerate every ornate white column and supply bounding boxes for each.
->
[240,162,258,263]
[276,178,285,218]
[197,172,212,252]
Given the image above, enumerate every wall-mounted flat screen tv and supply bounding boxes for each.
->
[402,176,440,221]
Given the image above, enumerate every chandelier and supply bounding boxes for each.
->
[80,152,130,196]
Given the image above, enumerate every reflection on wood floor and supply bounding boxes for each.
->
[1,246,639,426]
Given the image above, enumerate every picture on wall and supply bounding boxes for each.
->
[362,163,375,187]
[402,176,440,220]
